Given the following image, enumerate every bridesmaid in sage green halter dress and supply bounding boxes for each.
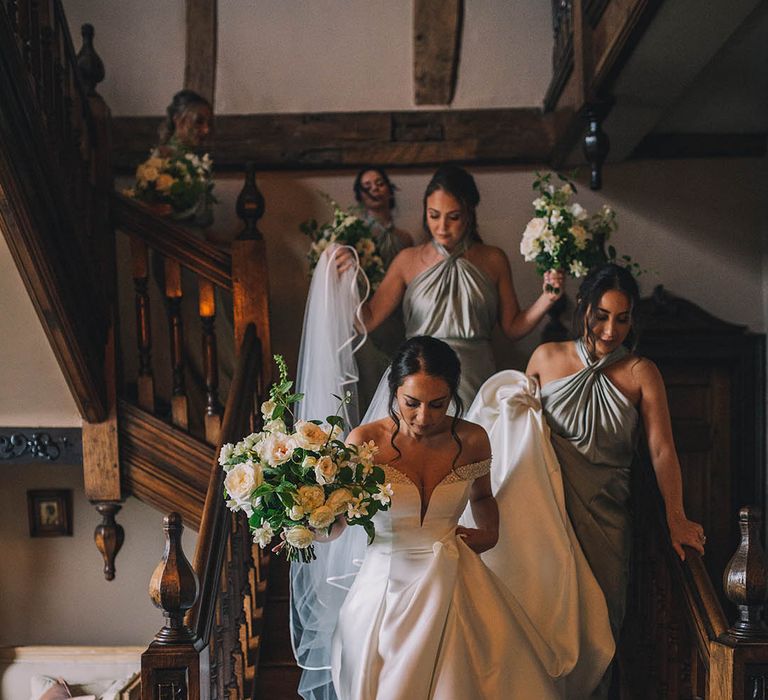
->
[527,264,705,695]
[357,165,565,409]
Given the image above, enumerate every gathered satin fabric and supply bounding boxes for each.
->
[402,239,498,408]
[331,459,561,700]
[464,371,615,699]
[540,338,639,642]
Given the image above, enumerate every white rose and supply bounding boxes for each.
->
[224,460,260,500]
[532,197,547,211]
[314,455,339,485]
[285,526,314,549]
[308,505,335,529]
[569,260,589,278]
[569,203,588,221]
[252,521,274,548]
[258,432,296,466]
[325,487,354,515]
[297,484,325,512]
[294,421,329,450]
[550,209,563,226]
[521,217,548,261]
[261,400,276,419]
[263,418,287,434]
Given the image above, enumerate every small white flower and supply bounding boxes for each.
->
[372,483,394,506]
[252,521,274,548]
[261,400,276,419]
[218,443,234,466]
[285,526,314,549]
[549,209,563,226]
[569,203,588,221]
[346,495,369,520]
[532,197,547,211]
[569,260,589,278]
[559,183,573,196]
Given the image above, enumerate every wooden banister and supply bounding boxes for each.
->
[112,192,232,290]
[142,323,264,699]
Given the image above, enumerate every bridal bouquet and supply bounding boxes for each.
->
[520,172,636,284]
[300,196,386,290]
[124,147,216,224]
[219,356,392,563]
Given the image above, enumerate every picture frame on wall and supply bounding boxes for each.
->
[27,489,73,537]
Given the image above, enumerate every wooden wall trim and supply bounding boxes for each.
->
[184,0,217,104]
[112,108,559,172]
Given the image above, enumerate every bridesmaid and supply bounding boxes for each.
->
[526,263,705,695]
[360,164,564,409]
[350,167,414,412]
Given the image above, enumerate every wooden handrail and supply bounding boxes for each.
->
[190,321,260,643]
[112,192,232,291]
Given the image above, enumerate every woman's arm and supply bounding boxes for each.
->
[455,474,499,554]
[358,253,409,332]
[494,251,564,341]
[637,359,706,560]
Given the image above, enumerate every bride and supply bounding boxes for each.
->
[330,336,565,699]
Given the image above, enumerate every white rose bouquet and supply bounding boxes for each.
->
[220,355,392,563]
[300,195,386,290]
[124,147,216,225]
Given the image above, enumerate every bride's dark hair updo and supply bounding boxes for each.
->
[574,263,641,353]
[422,165,482,243]
[353,167,397,210]
[387,336,463,463]
[158,89,212,144]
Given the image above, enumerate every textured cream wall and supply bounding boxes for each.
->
[0,462,195,645]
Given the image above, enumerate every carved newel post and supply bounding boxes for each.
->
[76,24,105,96]
[582,106,610,191]
[236,162,265,242]
[723,506,768,639]
[148,512,199,644]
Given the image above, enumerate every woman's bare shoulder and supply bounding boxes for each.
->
[454,419,491,462]
[347,418,391,446]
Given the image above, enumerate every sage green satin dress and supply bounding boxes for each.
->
[357,220,410,413]
[403,239,498,408]
[540,338,639,643]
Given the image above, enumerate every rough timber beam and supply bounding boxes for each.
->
[413,0,463,105]
[184,0,217,104]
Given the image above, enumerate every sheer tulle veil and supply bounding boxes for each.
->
[292,245,372,699]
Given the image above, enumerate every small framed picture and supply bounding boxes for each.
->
[27,489,73,537]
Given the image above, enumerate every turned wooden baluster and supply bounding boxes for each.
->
[142,513,204,699]
[164,258,189,430]
[723,506,768,639]
[199,278,222,444]
[93,502,124,581]
[130,238,154,412]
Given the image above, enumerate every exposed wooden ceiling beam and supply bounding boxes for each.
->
[111,108,563,172]
[184,0,217,104]
[413,0,463,105]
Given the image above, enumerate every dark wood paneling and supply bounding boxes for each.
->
[111,109,559,172]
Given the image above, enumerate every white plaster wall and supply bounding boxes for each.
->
[64,0,185,116]
[0,462,196,645]
[65,0,552,115]
[0,236,81,427]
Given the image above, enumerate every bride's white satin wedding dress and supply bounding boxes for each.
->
[330,459,562,700]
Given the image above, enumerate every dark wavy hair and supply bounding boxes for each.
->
[387,336,464,465]
[422,165,482,243]
[158,89,212,144]
[573,263,641,354]
[353,167,397,210]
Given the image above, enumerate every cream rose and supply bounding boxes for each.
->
[261,400,276,419]
[325,487,353,515]
[286,504,305,521]
[142,165,159,183]
[297,485,325,512]
[570,224,589,250]
[314,455,338,485]
[258,432,296,466]
[294,420,329,450]
[224,460,260,500]
[308,505,335,529]
[285,526,314,549]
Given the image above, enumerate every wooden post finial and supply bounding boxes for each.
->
[94,502,124,581]
[236,162,265,241]
[582,105,609,191]
[149,512,199,644]
[723,505,768,640]
[76,24,105,96]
